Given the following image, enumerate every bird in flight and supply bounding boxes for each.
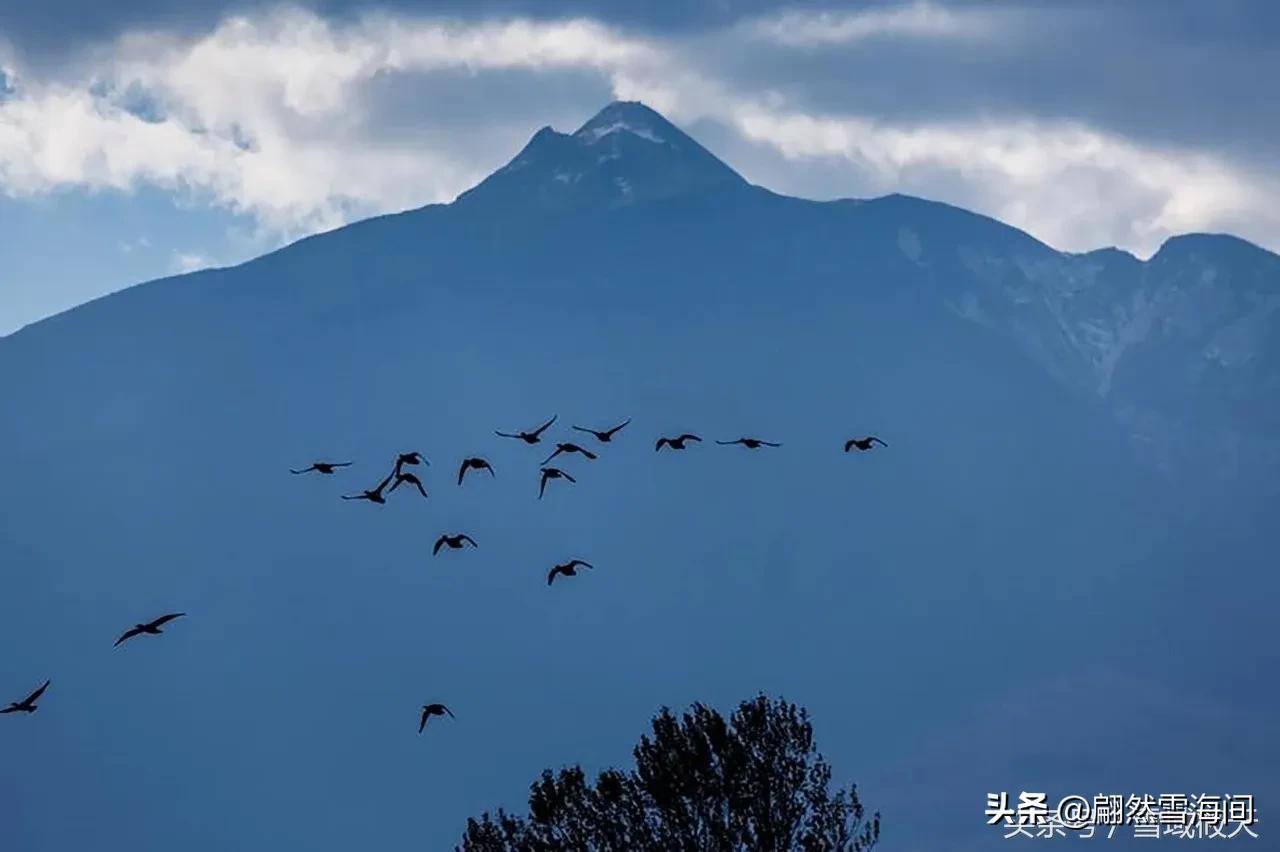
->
[2,680,50,715]
[572,418,631,443]
[547,559,594,586]
[290,461,351,475]
[495,416,557,445]
[419,703,455,733]
[114,613,186,647]
[457,457,495,485]
[539,467,576,499]
[389,471,429,499]
[844,436,888,452]
[342,470,396,504]
[394,452,430,475]
[433,533,478,555]
[717,438,782,449]
[656,434,702,452]
[542,442,597,465]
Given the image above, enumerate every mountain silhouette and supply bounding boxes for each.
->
[0,101,1276,852]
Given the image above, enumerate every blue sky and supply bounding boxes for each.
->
[2,0,1279,335]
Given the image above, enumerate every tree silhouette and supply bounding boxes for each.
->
[459,694,880,851]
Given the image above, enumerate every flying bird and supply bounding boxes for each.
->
[547,559,594,586]
[342,470,396,504]
[844,436,888,452]
[655,434,702,452]
[290,461,351,475]
[433,533,478,555]
[495,416,557,445]
[419,703,455,733]
[457,457,495,485]
[1,680,50,715]
[572,418,631,443]
[114,613,186,647]
[717,438,782,449]
[394,452,430,475]
[542,442,597,465]
[539,467,576,499]
[389,472,429,499]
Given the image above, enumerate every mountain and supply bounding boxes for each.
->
[1,102,1275,852]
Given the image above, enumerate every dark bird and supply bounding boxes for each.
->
[290,461,351,475]
[539,466,576,499]
[114,613,186,647]
[389,471,429,499]
[717,438,782,449]
[1,680,50,715]
[419,703,455,733]
[394,451,430,475]
[457,457,495,485]
[542,442,597,465]
[495,415,557,445]
[655,434,702,452]
[433,533,478,555]
[844,436,888,452]
[547,559,594,585]
[341,470,396,504]
[572,418,631,443]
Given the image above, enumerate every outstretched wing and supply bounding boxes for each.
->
[114,626,144,647]
[150,613,186,629]
[433,536,446,555]
[442,705,455,718]
[539,474,548,499]
[562,471,576,483]
[547,567,560,585]
[456,462,468,486]
[871,437,888,447]
[289,465,316,474]
[605,418,631,436]
[679,434,702,442]
[716,440,740,445]
[23,680,50,705]
[531,415,557,436]
[419,708,429,733]
[460,535,477,548]
[843,439,856,452]
[571,560,594,570]
[762,441,782,447]
[541,448,562,465]
[581,448,598,460]
[571,425,598,438]
[655,438,669,452]
[495,431,518,439]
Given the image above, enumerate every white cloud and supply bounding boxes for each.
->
[171,250,212,273]
[0,3,1275,259]
[744,1,1003,47]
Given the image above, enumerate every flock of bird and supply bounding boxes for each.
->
[4,414,887,733]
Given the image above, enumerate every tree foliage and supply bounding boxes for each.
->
[458,694,880,851]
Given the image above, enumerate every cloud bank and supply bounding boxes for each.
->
[1,2,1276,256]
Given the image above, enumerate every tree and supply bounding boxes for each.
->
[458,694,880,851]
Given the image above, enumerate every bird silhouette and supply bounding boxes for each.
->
[290,461,351,475]
[114,613,186,647]
[572,418,631,443]
[393,452,430,475]
[717,438,782,449]
[547,559,594,585]
[389,472,429,499]
[342,470,396,504]
[656,434,702,452]
[1,680,50,715]
[419,703,455,733]
[457,457,495,485]
[844,436,888,452]
[433,533,478,555]
[495,415,557,444]
[539,467,576,499]
[542,442,597,465]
